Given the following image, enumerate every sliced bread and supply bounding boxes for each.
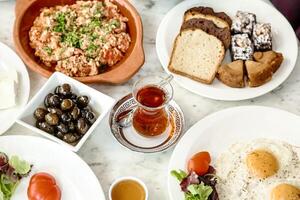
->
[181,18,231,49]
[245,60,273,87]
[168,29,225,84]
[217,60,245,88]
[253,51,284,73]
[184,6,232,29]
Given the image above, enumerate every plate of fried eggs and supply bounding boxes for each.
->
[168,106,300,200]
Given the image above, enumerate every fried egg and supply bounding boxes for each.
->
[215,139,300,200]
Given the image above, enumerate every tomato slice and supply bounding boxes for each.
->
[187,151,211,176]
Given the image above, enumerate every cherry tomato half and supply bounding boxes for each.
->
[187,151,211,176]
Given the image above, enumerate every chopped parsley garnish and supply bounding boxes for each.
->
[53,12,66,33]
[110,19,120,28]
[90,18,101,28]
[87,43,98,56]
[43,47,52,55]
[62,31,81,48]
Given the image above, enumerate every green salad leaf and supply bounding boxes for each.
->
[171,169,188,182]
[186,183,213,200]
[8,156,31,175]
[0,175,18,200]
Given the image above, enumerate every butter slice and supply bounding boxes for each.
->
[0,70,18,109]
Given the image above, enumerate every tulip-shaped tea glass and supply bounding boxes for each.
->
[132,76,173,137]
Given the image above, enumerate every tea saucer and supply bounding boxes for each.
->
[109,94,185,153]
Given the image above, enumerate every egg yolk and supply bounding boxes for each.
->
[271,183,300,200]
[246,150,278,178]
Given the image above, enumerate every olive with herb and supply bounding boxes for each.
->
[47,107,63,117]
[55,83,71,97]
[71,107,80,120]
[76,118,89,135]
[61,113,72,123]
[61,99,74,111]
[63,133,78,143]
[34,108,48,121]
[39,122,55,134]
[85,111,96,124]
[77,96,89,108]
[45,113,59,126]
[56,123,69,134]
[49,95,61,107]
[44,93,54,107]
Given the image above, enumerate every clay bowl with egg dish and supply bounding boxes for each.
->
[14,0,144,84]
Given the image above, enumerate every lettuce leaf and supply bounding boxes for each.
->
[185,183,213,200]
[171,170,188,182]
[8,156,31,175]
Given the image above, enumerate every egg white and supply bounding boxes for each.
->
[215,139,300,200]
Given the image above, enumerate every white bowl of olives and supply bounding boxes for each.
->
[16,72,115,152]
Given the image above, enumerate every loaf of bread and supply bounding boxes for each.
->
[168,28,225,84]
[217,60,245,88]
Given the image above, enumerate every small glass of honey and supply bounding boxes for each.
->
[132,75,173,137]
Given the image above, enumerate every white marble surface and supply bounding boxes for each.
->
[0,0,299,199]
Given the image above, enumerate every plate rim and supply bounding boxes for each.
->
[156,0,299,101]
[0,42,30,135]
[0,135,106,200]
[167,105,300,199]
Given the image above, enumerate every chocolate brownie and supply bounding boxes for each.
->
[181,18,231,49]
[231,11,256,35]
[252,23,272,51]
[231,34,254,60]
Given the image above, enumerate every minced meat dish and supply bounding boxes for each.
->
[29,0,131,77]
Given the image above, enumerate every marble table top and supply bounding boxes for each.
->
[1,0,299,199]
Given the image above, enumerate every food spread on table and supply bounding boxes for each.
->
[33,83,97,145]
[0,0,299,199]
[0,152,32,200]
[29,0,131,77]
[0,69,18,110]
[168,7,285,88]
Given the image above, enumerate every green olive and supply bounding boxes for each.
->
[34,108,48,121]
[60,99,74,111]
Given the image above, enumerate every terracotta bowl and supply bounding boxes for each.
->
[14,0,144,84]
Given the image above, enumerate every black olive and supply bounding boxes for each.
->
[39,122,55,134]
[85,111,96,124]
[49,95,61,107]
[80,106,92,118]
[70,107,80,120]
[34,108,48,121]
[57,123,69,134]
[54,86,61,95]
[70,93,77,104]
[44,93,54,107]
[63,133,78,143]
[45,113,59,126]
[60,99,74,111]
[47,107,63,117]
[77,96,89,108]
[68,121,76,132]
[61,113,72,123]
[36,121,43,129]
[76,118,89,135]
[56,131,64,139]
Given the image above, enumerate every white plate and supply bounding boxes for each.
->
[156,0,298,101]
[167,106,300,200]
[0,42,30,134]
[0,135,105,200]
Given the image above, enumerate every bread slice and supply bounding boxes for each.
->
[217,60,245,88]
[168,29,225,84]
[184,6,232,29]
[181,18,231,49]
[253,51,284,73]
[245,60,273,87]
